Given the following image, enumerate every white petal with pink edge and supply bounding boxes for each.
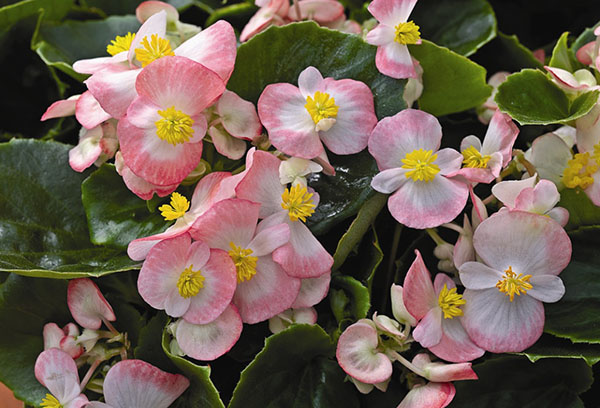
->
[85,66,140,119]
[367,0,417,27]
[248,222,290,256]
[413,307,443,348]
[527,275,565,303]
[435,148,464,175]
[217,90,262,141]
[288,0,345,22]
[397,382,455,408]
[69,126,104,172]
[209,126,248,160]
[366,24,394,46]
[128,10,167,65]
[292,272,331,308]
[412,353,478,382]
[376,41,416,79]
[41,95,79,121]
[459,261,503,289]
[136,1,179,23]
[115,151,178,201]
[428,317,485,363]
[491,175,537,209]
[34,349,84,406]
[67,278,115,330]
[514,179,560,214]
[402,250,437,320]
[371,168,408,194]
[75,91,111,129]
[481,110,519,165]
[298,66,324,98]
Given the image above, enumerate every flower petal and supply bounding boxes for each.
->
[85,66,140,119]
[297,66,324,98]
[209,126,248,160]
[375,41,416,79]
[75,91,111,130]
[291,272,331,308]
[248,222,290,256]
[491,175,537,209]
[365,24,395,46]
[528,275,565,303]
[412,353,478,382]
[114,151,178,201]
[459,261,503,290]
[480,110,519,165]
[429,317,485,363]
[367,0,418,26]
[371,167,408,194]
[216,90,262,141]
[67,278,115,330]
[397,382,455,408]
[413,307,443,348]
[34,349,82,404]
[403,250,437,320]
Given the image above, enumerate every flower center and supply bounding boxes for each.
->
[305,91,339,124]
[438,284,466,319]
[401,149,440,182]
[562,152,598,189]
[41,394,62,408]
[281,184,316,222]
[135,34,175,67]
[495,266,532,302]
[177,265,204,298]
[106,32,136,56]
[228,242,258,283]
[394,21,421,45]
[155,106,195,146]
[462,146,491,168]
[158,192,190,221]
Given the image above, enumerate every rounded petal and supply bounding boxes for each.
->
[528,133,571,185]
[43,323,64,350]
[297,66,324,98]
[367,0,417,26]
[403,250,437,320]
[365,24,395,46]
[391,284,417,326]
[514,179,560,214]
[412,353,478,382]
[375,41,416,79]
[527,275,565,303]
[85,66,140,119]
[128,10,167,64]
[413,307,443,348]
[248,222,290,256]
[69,126,104,173]
[459,261,503,290]
[216,90,262,141]
[480,110,519,165]
[67,278,115,330]
[436,148,464,175]
[397,382,455,408]
[136,1,179,23]
[41,95,79,121]
[547,207,570,227]
[34,349,82,404]
[371,167,407,194]
[268,307,317,333]
[114,151,178,200]
[428,317,485,363]
[240,6,277,42]
[291,272,331,308]
[75,91,111,130]
[288,0,344,23]
[545,66,589,91]
[491,175,537,209]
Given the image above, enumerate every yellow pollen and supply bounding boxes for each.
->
[40,394,62,408]
[394,21,421,45]
[495,266,533,302]
[462,145,491,168]
[155,106,195,145]
[401,149,440,182]
[135,34,174,67]
[228,242,258,283]
[305,91,339,124]
[281,184,316,222]
[593,143,600,164]
[177,264,204,298]
[106,32,136,56]
[159,192,190,221]
[438,284,466,319]
[562,152,598,189]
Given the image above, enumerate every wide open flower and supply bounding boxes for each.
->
[35,349,88,408]
[459,210,571,353]
[118,56,225,186]
[67,278,116,330]
[369,109,468,229]
[365,0,420,79]
[137,234,237,324]
[403,251,484,362]
[258,66,377,159]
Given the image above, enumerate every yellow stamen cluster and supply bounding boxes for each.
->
[401,149,440,182]
[462,146,491,169]
[394,21,421,45]
[281,185,316,222]
[159,192,190,221]
[562,152,598,189]
[106,32,136,56]
[496,266,533,302]
[177,265,205,298]
[135,34,174,67]
[155,106,195,146]
[438,284,466,319]
[40,394,62,408]
[228,242,258,283]
[305,91,339,124]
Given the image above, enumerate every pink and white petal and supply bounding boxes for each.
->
[336,320,393,384]
[365,24,395,46]
[462,288,544,353]
[164,288,191,317]
[480,110,519,165]
[126,96,161,129]
[491,175,537,209]
[577,103,600,153]
[391,284,417,325]
[75,91,112,129]
[190,171,234,213]
[433,273,456,294]
[115,151,178,201]
[209,126,248,160]
[412,354,478,382]
[515,179,560,214]
[459,135,482,153]
[372,312,404,337]
[298,66,324,98]
[368,109,442,171]
[86,67,140,119]
[66,395,89,408]
[453,217,474,269]
[545,66,588,91]
[174,20,237,82]
[291,272,331,308]
[459,262,503,290]
[67,278,115,330]
[289,0,344,23]
[217,90,262,141]
[72,56,117,75]
[547,207,569,227]
[59,335,84,360]
[240,7,275,43]
[375,41,417,79]
[176,305,243,361]
[435,148,464,175]
[41,95,79,121]
[527,275,565,303]
[248,222,290,256]
[128,10,167,65]
[576,41,595,65]
[528,133,571,185]
[397,382,455,408]
[43,323,64,350]
[367,0,417,26]
[269,307,317,333]
[136,1,179,23]
[234,255,301,323]
[371,167,407,194]
[258,83,323,159]
[69,126,104,172]
[412,307,443,348]
[403,250,437,320]
[429,317,485,363]
[34,349,81,404]
[314,149,336,176]
[190,112,208,143]
[585,170,600,206]
[452,167,495,184]
[103,359,189,408]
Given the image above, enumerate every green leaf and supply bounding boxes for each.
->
[495,69,599,125]
[559,188,600,231]
[329,275,370,327]
[572,22,600,54]
[82,164,167,249]
[496,32,545,70]
[0,0,73,28]
[0,139,140,278]
[408,40,492,116]
[229,324,359,408]
[549,32,582,72]
[411,0,496,57]
[227,21,407,120]
[518,334,600,366]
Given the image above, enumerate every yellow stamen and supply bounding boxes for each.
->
[135,34,174,67]
[495,266,532,302]
[593,142,600,164]
[394,21,421,45]
[401,149,440,182]
[228,242,258,283]
[462,145,491,168]
[159,192,190,221]
[155,106,195,145]
[305,91,339,124]
[177,264,204,298]
[438,284,466,319]
[40,394,62,408]
[281,184,316,222]
[562,152,598,189]
[106,32,136,56]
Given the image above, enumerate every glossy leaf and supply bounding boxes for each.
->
[496,32,545,70]
[0,0,73,28]
[549,32,582,72]
[518,334,600,366]
[329,275,370,326]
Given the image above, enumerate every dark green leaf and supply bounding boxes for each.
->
[572,22,600,55]
[329,275,370,326]
[559,188,600,231]
[549,32,582,72]
[0,0,73,28]
[518,334,600,366]
[496,32,545,70]
[133,312,177,372]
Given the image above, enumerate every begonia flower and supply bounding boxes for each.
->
[287,0,345,24]
[67,278,116,330]
[411,353,477,383]
[115,151,179,200]
[35,348,88,408]
[459,210,571,353]
[369,109,469,229]
[545,66,599,93]
[268,307,318,334]
[43,323,83,359]
[240,0,289,42]
[396,382,455,408]
[258,66,377,159]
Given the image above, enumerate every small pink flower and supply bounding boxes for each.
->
[43,323,83,359]
[396,382,455,408]
[67,278,116,330]
[35,349,89,408]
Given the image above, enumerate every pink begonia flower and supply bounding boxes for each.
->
[369,109,469,229]
[137,234,237,324]
[291,272,331,308]
[35,349,89,408]
[411,353,477,383]
[575,27,600,70]
[258,66,377,159]
[403,251,484,362]
[545,66,599,93]
[118,56,225,186]
[86,359,189,408]
[190,198,301,323]
[67,278,116,330]
[396,382,455,408]
[336,319,393,384]
[453,111,519,184]
[279,157,323,187]
[476,71,510,124]
[115,151,178,200]
[127,171,233,260]
[459,210,571,353]
[240,0,289,42]
[268,307,318,334]
[172,304,243,361]
[235,150,334,278]
[43,323,84,359]
[372,312,404,339]
[365,0,421,79]
[287,0,345,23]
[321,13,362,34]
[390,284,416,326]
